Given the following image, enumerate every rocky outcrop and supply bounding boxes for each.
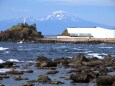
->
[0,61,13,68]
[0,23,43,42]
[36,56,57,68]
[96,75,115,86]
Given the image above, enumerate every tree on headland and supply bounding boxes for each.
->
[0,23,44,42]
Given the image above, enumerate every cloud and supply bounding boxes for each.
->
[36,0,115,6]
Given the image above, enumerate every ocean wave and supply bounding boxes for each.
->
[0,68,11,73]
[98,47,113,49]
[0,59,5,63]
[7,59,20,62]
[0,47,9,51]
[87,53,103,59]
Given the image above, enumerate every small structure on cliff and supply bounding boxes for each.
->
[58,27,115,38]
[0,23,44,42]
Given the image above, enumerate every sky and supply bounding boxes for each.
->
[0,0,115,26]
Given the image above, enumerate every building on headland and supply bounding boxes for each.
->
[57,27,115,38]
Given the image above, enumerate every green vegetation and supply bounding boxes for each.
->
[61,29,69,36]
[0,23,43,42]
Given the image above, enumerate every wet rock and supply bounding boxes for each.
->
[14,75,28,80]
[36,56,57,67]
[69,53,89,67]
[0,83,5,86]
[49,81,64,84]
[0,76,3,80]
[23,69,33,73]
[70,73,93,83]
[36,56,50,62]
[21,83,34,86]
[73,53,89,62]
[27,80,37,83]
[96,75,115,86]
[0,61,13,68]
[99,66,108,75]
[38,75,51,83]
[103,55,115,66]
[47,70,58,74]
[112,81,115,86]
[0,75,10,79]
[6,69,23,75]
[54,58,71,67]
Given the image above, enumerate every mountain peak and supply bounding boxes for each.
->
[46,11,66,20]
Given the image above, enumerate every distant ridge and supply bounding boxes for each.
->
[0,11,115,35]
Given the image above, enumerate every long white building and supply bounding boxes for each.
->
[57,27,115,38]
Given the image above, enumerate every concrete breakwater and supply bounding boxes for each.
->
[35,38,115,44]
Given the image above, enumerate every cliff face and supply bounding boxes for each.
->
[0,23,44,42]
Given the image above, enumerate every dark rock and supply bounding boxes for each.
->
[96,75,115,86]
[47,70,59,74]
[103,55,115,66]
[36,56,57,67]
[36,56,50,62]
[90,57,99,61]
[14,75,28,80]
[54,58,71,67]
[99,66,108,75]
[73,53,89,62]
[49,81,64,84]
[0,75,10,79]
[6,69,23,75]
[70,73,93,83]
[0,76,3,80]
[112,81,115,86]
[0,83,5,86]
[0,61,13,68]
[69,53,89,67]
[27,80,37,83]
[21,83,34,86]
[23,69,33,73]
[38,75,51,83]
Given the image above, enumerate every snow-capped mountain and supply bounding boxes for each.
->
[0,11,114,35]
[44,11,77,21]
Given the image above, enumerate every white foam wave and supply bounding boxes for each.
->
[7,59,20,62]
[87,53,103,59]
[0,59,5,63]
[0,47,9,51]
[99,47,113,49]
[0,68,11,73]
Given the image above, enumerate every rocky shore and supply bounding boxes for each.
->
[0,53,115,86]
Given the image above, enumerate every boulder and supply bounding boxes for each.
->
[36,56,50,62]
[38,75,51,83]
[14,75,28,80]
[96,75,115,86]
[54,58,71,67]
[6,69,23,75]
[49,81,64,84]
[99,66,108,75]
[36,56,57,67]
[70,73,93,83]
[0,61,13,68]
[73,53,89,62]
[103,55,115,66]
[0,83,4,86]
[47,70,59,74]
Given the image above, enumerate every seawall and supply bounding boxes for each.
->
[35,38,115,44]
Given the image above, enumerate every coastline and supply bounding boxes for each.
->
[34,38,115,44]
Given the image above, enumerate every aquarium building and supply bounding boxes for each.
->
[57,27,115,38]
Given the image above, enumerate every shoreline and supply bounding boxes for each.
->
[34,38,115,44]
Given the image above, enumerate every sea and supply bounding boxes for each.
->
[0,42,115,86]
